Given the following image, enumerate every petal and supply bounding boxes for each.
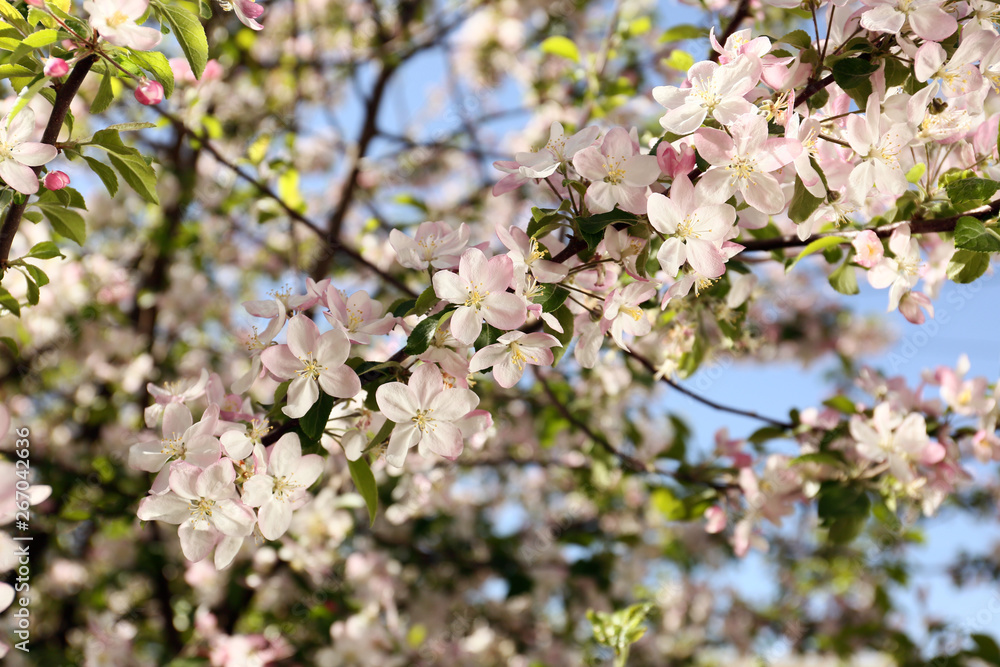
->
[376,382,418,422]
[258,500,292,540]
[261,344,301,380]
[482,292,526,331]
[318,365,361,398]
[491,358,523,388]
[450,306,483,345]
[656,237,686,276]
[214,535,243,570]
[286,315,320,358]
[213,498,257,537]
[623,155,660,187]
[741,173,785,214]
[417,421,464,460]
[129,441,171,472]
[468,344,508,373]
[572,146,608,181]
[168,461,202,500]
[385,426,421,467]
[136,493,190,523]
[686,239,726,278]
[283,376,318,419]
[10,142,56,166]
[427,387,480,421]
[195,459,236,499]
[241,475,274,507]
[292,454,324,488]
[432,270,468,303]
[220,431,253,460]
[695,128,734,166]
[0,159,38,195]
[268,432,302,477]
[178,523,217,562]
[316,328,351,367]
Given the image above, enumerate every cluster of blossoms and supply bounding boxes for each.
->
[128,3,1000,570]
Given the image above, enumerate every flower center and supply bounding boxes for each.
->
[465,288,489,309]
[189,497,216,524]
[297,354,327,380]
[411,409,435,432]
[508,341,529,370]
[249,418,271,442]
[726,154,759,183]
[160,435,186,458]
[107,10,130,28]
[620,305,643,321]
[272,475,301,501]
[603,157,627,185]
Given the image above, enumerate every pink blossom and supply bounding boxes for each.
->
[515,121,599,178]
[704,505,727,533]
[375,364,480,466]
[846,96,913,202]
[647,175,735,278]
[260,315,361,418]
[860,0,957,42]
[390,220,470,270]
[469,331,560,387]
[852,230,884,268]
[601,281,658,350]
[695,113,801,215]
[84,0,163,51]
[849,403,934,483]
[129,404,221,492]
[136,459,256,567]
[572,127,660,214]
[867,223,922,311]
[324,287,396,344]
[241,433,323,540]
[134,79,165,105]
[496,224,568,283]
[221,0,265,31]
[43,58,68,78]
[0,109,58,195]
[898,291,934,325]
[43,170,70,190]
[652,58,759,135]
[937,355,995,416]
[656,141,696,179]
[431,248,526,345]
[144,368,209,427]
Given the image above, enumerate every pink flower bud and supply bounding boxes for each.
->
[43,171,70,191]
[898,291,934,325]
[25,0,43,6]
[134,79,164,106]
[238,0,265,19]
[704,505,727,534]
[43,57,69,78]
[656,141,696,179]
[851,230,884,268]
[61,39,75,50]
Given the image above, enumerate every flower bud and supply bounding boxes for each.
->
[43,57,69,78]
[25,0,43,6]
[43,171,70,191]
[134,79,164,106]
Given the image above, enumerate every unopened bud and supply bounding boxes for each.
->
[25,0,43,6]
[134,79,164,106]
[43,57,69,78]
[43,171,70,191]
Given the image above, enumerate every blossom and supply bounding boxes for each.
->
[261,315,362,418]
[136,459,256,567]
[375,364,480,467]
[144,368,210,427]
[695,113,801,215]
[0,583,12,613]
[43,58,68,78]
[937,355,995,416]
[324,287,396,344]
[898,291,934,325]
[233,297,286,394]
[860,0,957,42]
[704,506,727,533]
[43,170,70,190]
[852,230,884,268]
[867,223,922,311]
[220,417,272,461]
[646,175,734,278]
[514,122,599,178]
[0,109,57,195]
[468,331,561,387]
[129,404,221,493]
[390,220,470,270]
[849,403,942,482]
[846,96,914,202]
[84,0,163,51]
[219,0,264,31]
[652,58,759,135]
[134,79,165,105]
[656,141,696,179]
[241,433,323,540]
[496,224,568,283]
[571,127,660,214]
[431,247,526,345]
[601,281,658,350]
[0,461,51,524]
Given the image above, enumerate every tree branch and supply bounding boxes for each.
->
[0,55,97,274]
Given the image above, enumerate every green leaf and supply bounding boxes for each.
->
[536,284,569,313]
[23,263,48,287]
[24,276,38,305]
[831,57,877,106]
[659,24,707,42]
[299,391,335,442]
[0,336,17,355]
[748,425,786,444]
[540,35,579,63]
[83,155,119,197]
[945,177,1000,206]
[25,241,62,259]
[777,29,812,50]
[127,49,175,99]
[23,28,58,48]
[946,249,990,284]
[790,452,849,468]
[347,457,378,526]
[829,254,859,294]
[788,175,824,224]
[0,285,19,317]
[156,2,209,79]
[38,204,85,245]
[473,322,502,351]
[905,163,926,184]
[577,209,639,250]
[662,49,694,72]
[408,285,438,317]
[107,151,159,203]
[822,395,856,414]
[91,70,115,114]
[651,488,686,520]
[954,216,1000,252]
[403,312,446,357]
[786,236,844,273]
[389,297,416,318]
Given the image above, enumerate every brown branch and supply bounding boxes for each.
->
[535,370,652,472]
[708,0,752,63]
[0,55,97,274]
[626,349,795,429]
[739,199,1000,253]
